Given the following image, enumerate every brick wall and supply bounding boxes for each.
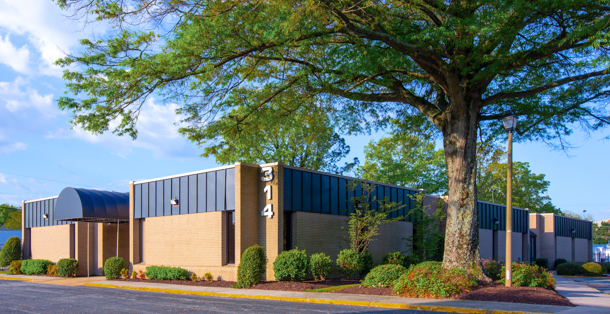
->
[30,225,73,262]
[556,236,572,261]
[479,229,493,260]
[574,238,589,262]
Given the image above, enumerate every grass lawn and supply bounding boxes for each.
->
[0,270,8,274]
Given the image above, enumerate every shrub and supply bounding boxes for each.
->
[191,273,198,281]
[361,252,374,276]
[483,259,503,281]
[57,258,79,277]
[556,262,583,276]
[599,262,610,273]
[204,272,213,282]
[362,264,407,288]
[533,258,548,269]
[310,253,333,281]
[404,255,420,269]
[0,237,21,267]
[131,271,137,279]
[103,257,125,279]
[336,249,363,278]
[137,270,146,280]
[234,245,266,288]
[582,262,605,276]
[500,263,555,288]
[382,252,407,267]
[47,265,57,276]
[553,258,568,269]
[120,268,129,279]
[9,260,22,275]
[145,266,189,280]
[273,248,309,281]
[20,259,54,275]
[393,261,477,298]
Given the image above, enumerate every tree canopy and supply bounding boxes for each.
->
[55,0,610,276]
[0,204,20,229]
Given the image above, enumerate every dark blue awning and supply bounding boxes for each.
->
[54,187,129,222]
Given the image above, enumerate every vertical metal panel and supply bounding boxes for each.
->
[292,170,302,212]
[370,184,378,211]
[36,201,40,227]
[391,188,398,218]
[197,173,206,213]
[284,169,292,211]
[226,168,236,210]
[377,185,385,207]
[330,176,339,215]
[134,184,142,218]
[312,173,321,213]
[149,182,156,217]
[216,170,226,211]
[180,176,189,215]
[339,178,347,216]
[347,181,355,216]
[156,181,163,217]
[207,172,216,212]
[142,182,149,218]
[27,203,31,228]
[397,189,404,219]
[171,178,180,215]
[164,179,172,216]
[188,175,197,214]
[302,171,312,212]
[43,200,48,226]
[351,182,362,216]
[321,174,330,214]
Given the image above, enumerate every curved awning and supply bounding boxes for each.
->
[54,187,129,223]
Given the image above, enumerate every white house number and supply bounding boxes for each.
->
[261,167,274,218]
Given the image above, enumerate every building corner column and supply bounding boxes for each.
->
[128,181,139,272]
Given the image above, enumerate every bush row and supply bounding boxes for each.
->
[556,262,608,276]
[483,260,556,288]
[10,258,79,277]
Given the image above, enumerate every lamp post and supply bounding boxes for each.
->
[501,112,518,287]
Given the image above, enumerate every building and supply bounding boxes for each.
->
[0,226,21,249]
[593,241,609,262]
[529,213,593,267]
[20,162,591,279]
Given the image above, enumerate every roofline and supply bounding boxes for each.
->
[133,164,237,184]
[529,212,593,223]
[24,196,59,204]
[477,200,528,211]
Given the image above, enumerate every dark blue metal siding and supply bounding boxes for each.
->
[321,175,330,214]
[142,182,149,218]
[312,173,321,213]
[477,201,528,233]
[148,182,156,217]
[292,170,302,212]
[171,178,180,215]
[339,178,347,216]
[207,172,216,212]
[23,197,74,228]
[284,169,292,211]
[164,179,172,216]
[197,173,206,213]
[188,175,197,214]
[302,171,312,212]
[180,176,188,215]
[155,181,163,217]
[555,215,592,239]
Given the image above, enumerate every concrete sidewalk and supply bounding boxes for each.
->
[0,273,582,314]
[552,272,610,314]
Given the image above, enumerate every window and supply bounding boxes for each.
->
[283,211,293,251]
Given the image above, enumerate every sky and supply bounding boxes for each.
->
[0,0,609,221]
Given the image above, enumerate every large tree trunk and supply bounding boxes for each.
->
[440,96,487,279]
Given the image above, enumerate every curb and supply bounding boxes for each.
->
[85,283,544,314]
[0,276,33,282]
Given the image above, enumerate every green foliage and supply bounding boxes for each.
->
[57,258,79,277]
[273,248,309,281]
[20,259,53,275]
[120,268,129,279]
[393,262,477,298]
[599,262,610,273]
[357,129,446,194]
[310,253,333,281]
[533,258,549,269]
[382,252,407,267]
[361,252,374,277]
[0,236,21,267]
[204,272,213,282]
[145,266,189,280]
[404,193,445,262]
[47,265,57,276]
[362,264,407,288]
[0,204,19,229]
[482,259,503,281]
[336,249,363,278]
[582,262,605,276]
[594,237,609,244]
[103,257,125,279]
[234,245,266,288]
[593,221,610,244]
[500,263,555,288]
[553,259,568,269]
[556,263,584,276]
[404,255,421,269]
[9,260,22,275]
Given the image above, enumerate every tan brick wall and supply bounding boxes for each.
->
[235,163,261,265]
[74,222,95,276]
[94,223,130,276]
[539,214,557,264]
[30,225,73,263]
[258,164,282,280]
[479,229,493,260]
[140,211,224,267]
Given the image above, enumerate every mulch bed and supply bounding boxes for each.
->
[113,278,574,307]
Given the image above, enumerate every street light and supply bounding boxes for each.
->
[501,111,518,287]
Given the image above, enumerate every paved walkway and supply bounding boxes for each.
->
[552,272,610,314]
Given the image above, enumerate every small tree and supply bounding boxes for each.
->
[345,181,404,258]
[0,236,21,267]
[404,193,445,262]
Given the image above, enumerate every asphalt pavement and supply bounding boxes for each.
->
[0,280,450,314]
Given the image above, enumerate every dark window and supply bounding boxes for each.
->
[283,211,293,251]
[226,211,235,264]
[284,169,292,211]
[397,189,404,219]
[292,170,302,211]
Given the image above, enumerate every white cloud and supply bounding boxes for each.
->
[47,98,201,160]
[0,141,27,154]
[0,34,30,73]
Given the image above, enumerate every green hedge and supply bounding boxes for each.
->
[57,258,79,277]
[556,262,606,276]
[273,248,309,281]
[0,237,21,267]
[553,258,568,269]
[533,258,548,269]
[362,264,407,288]
[582,262,605,276]
[500,263,555,288]
[336,249,363,278]
[556,262,583,276]
[9,260,22,275]
[145,266,189,280]
[310,253,333,281]
[20,259,54,275]
[382,252,407,267]
[103,257,125,279]
[234,245,266,288]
